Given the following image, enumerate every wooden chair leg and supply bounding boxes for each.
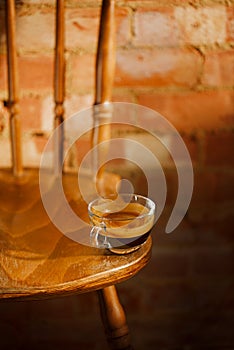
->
[97,285,133,350]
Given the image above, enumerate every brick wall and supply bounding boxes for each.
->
[0,1,234,350]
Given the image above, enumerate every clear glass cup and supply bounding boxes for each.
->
[88,194,155,254]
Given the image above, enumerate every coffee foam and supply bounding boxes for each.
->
[91,202,154,238]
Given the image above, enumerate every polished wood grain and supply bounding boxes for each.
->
[98,286,133,349]
[0,168,152,301]
[54,0,65,175]
[95,0,116,104]
[93,0,116,187]
[5,0,22,176]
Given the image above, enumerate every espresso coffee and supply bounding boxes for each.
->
[90,201,154,249]
[88,194,155,252]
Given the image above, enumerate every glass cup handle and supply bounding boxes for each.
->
[90,226,111,249]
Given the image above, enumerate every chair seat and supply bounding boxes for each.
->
[0,168,152,301]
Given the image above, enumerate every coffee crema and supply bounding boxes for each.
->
[90,202,153,239]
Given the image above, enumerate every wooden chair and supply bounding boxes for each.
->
[0,1,152,349]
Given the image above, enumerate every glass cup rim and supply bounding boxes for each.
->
[88,193,156,222]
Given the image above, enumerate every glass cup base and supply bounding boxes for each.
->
[108,239,147,255]
[108,232,150,254]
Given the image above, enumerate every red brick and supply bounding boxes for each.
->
[134,7,180,47]
[67,7,130,50]
[19,96,43,130]
[214,171,234,201]
[126,0,192,2]
[75,136,92,165]
[117,283,146,314]
[112,92,135,103]
[65,94,94,118]
[170,133,199,164]
[66,8,100,50]
[34,135,48,154]
[70,53,95,93]
[226,6,234,42]
[152,212,196,246]
[115,48,202,88]
[188,199,233,225]
[150,0,202,3]
[69,9,136,92]
[0,55,7,91]
[174,6,226,45]
[216,216,234,242]
[194,218,234,246]
[0,136,11,167]
[16,10,55,51]
[13,6,130,52]
[150,282,193,310]
[120,280,193,313]
[20,0,55,4]
[15,6,130,52]
[164,168,179,205]
[115,8,131,46]
[202,49,234,87]
[120,275,193,319]
[138,90,234,132]
[193,248,234,276]
[191,170,217,204]
[191,169,234,206]
[0,10,6,40]
[18,56,53,91]
[40,95,54,131]
[147,250,190,278]
[205,131,234,167]
[0,103,7,134]
[192,278,233,311]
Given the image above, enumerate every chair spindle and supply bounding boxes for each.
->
[54,0,65,175]
[95,0,116,105]
[98,286,133,350]
[92,0,116,185]
[5,0,23,176]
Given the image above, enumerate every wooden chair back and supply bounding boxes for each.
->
[4,0,116,178]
